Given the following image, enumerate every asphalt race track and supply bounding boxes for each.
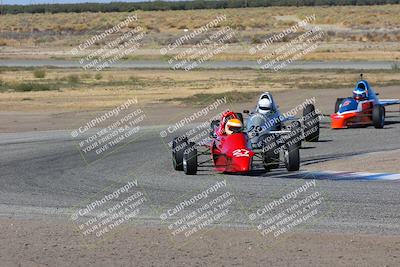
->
[1,113,399,235]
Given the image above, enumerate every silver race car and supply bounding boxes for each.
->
[242,92,320,171]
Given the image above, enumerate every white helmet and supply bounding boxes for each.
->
[258,98,272,114]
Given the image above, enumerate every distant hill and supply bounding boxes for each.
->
[2,0,400,14]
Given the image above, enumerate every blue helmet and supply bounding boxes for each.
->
[353,82,368,101]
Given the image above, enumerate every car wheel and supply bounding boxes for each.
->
[236,113,244,125]
[262,134,279,171]
[210,120,220,137]
[335,98,344,113]
[284,121,302,148]
[372,105,385,129]
[284,143,300,172]
[303,104,320,142]
[183,142,197,175]
[172,136,187,171]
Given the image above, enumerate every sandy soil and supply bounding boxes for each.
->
[0,217,399,267]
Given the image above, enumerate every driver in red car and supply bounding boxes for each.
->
[217,111,243,136]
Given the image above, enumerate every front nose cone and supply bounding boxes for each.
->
[230,157,251,172]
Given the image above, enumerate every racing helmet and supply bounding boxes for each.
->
[225,118,243,135]
[353,88,368,101]
[258,98,272,114]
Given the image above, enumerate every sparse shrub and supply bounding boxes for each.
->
[80,73,92,79]
[33,69,46,78]
[66,74,80,84]
[129,76,140,83]
[14,83,58,92]
[0,79,8,92]
[95,73,103,80]
[251,36,262,44]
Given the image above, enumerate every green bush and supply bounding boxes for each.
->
[14,83,59,92]
[33,69,46,79]
[94,73,103,80]
[0,79,8,92]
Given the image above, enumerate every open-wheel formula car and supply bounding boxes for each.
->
[171,111,300,175]
[331,74,400,129]
[242,92,320,171]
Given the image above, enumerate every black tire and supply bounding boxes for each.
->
[335,98,345,113]
[303,104,320,142]
[284,143,300,172]
[262,134,279,170]
[285,121,302,148]
[372,105,385,129]
[210,120,220,137]
[172,136,187,171]
[236,113,244,125]
[183,142,197,175]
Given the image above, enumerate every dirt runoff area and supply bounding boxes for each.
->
[0,217,399,267]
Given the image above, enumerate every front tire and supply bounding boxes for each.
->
[372,105,385,128]
[172,137,187,171]
[183,142,197,175]
[284,143,300,172]
[288,120,303,148]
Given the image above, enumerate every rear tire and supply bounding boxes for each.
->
[284,143,300,172]
[172,137,187,171]
[210,120,220,137]
[372,105,385,128]
[236,113,244,125]
[303,104,320,142]
[183,142,197,175]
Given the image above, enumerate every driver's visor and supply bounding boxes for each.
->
[228,125,242,133]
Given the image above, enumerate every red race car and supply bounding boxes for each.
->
[331,75,400,129]
[172,111,300,175]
